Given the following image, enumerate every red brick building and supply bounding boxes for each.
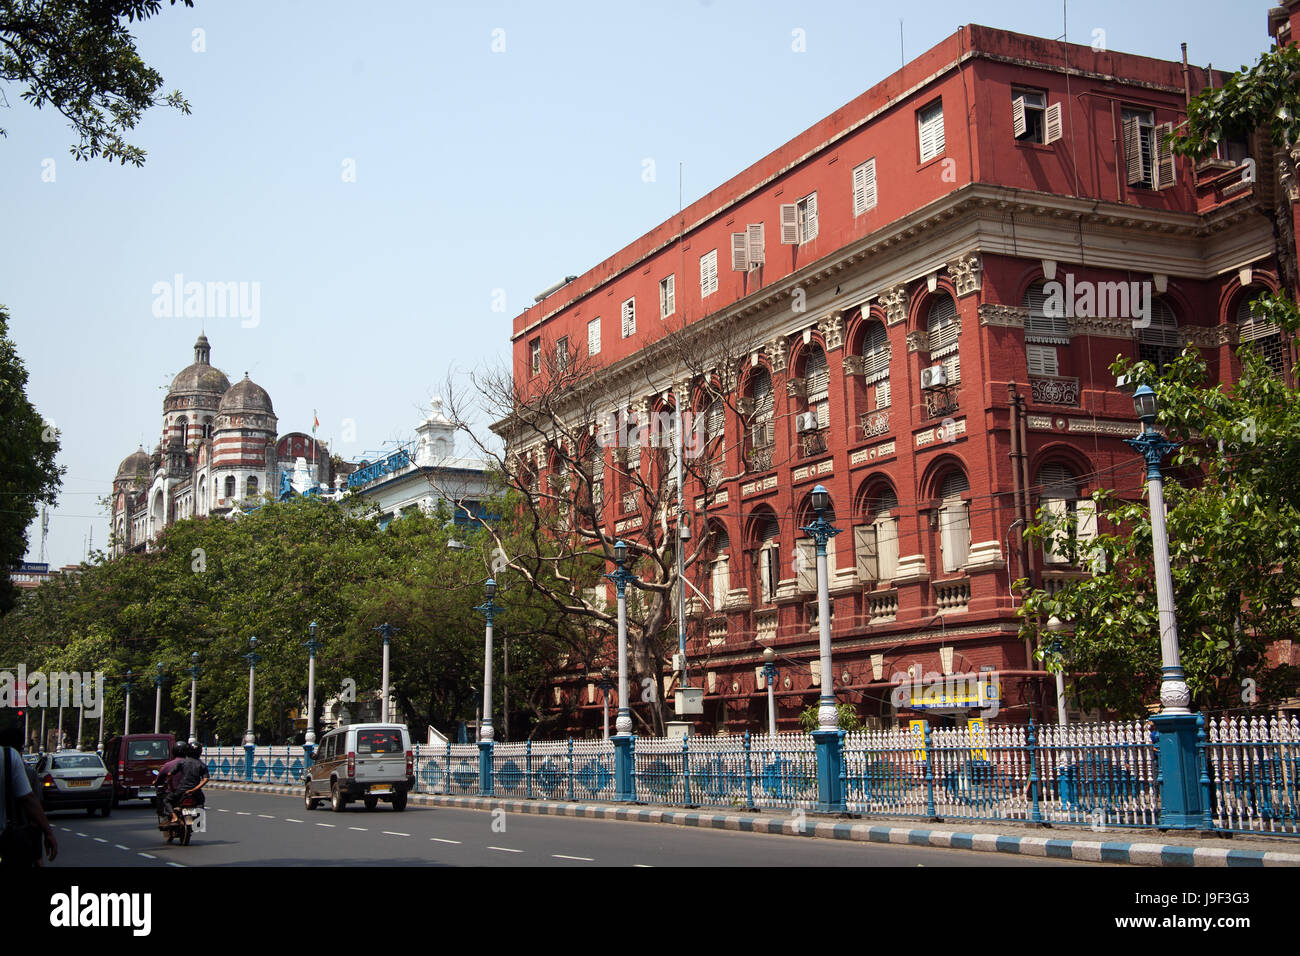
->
[506,23,1291,733]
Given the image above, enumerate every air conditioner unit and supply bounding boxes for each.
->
[921,366,948,390]
[795,412,819,433]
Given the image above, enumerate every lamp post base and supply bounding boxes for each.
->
[478,740,494,796]
[812,729,846,814]
[613,734,635,802]
[1151,713,1205,830]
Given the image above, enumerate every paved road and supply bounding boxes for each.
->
[43,790,1101,867]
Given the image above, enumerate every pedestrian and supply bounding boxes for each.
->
[0,727,57,867]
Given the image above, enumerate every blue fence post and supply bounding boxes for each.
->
[479,738,493,796]
[567,738,575,801]
[1028,719,1043,825]
[526,739,533,800]
[444,741,451,794]
[1151,712,1203,829]
[812,727,846,814]
[244,742,254,782]
[924,725,939,821]
[1197,715,1214,832]
[614,733,634,803]
[744,731,754,810]
[682,736,693,807]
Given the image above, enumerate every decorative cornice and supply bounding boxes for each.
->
[766,337,788,373]
[906,330,930,353]
[819,312,845,350]
[842,355,866,376]
[977,304,1027,328]
[880,284,909,326]
[946,251,982,297]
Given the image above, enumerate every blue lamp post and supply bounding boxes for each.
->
[802,484,845,813]
[373,622,397,723]
[304,622,320,758]
[598,667,614,741]
[474,579,503,795]
[606,540,638,801]
[243,637,261,780]
[762,648,779,737]
[122,669,133,737]
[188,652,200,748]
[1123,383,1203,828]
[153,661,165,734]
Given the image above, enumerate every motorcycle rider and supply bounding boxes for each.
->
[157,744,189,824]
[174,743,209,814]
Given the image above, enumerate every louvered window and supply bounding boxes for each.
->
[804,346,829,429]
[757,513,781,603]
[621,298,636,338]
[852,159,877,215]
[1024,282,1070,344]
[700,250,718,297]
[1138,299,1180,374]
[1237,291,1286,376]
[1122,109,1172,189]
[928,296,959,356]
[751,368,774,421]
[587,318,601,356]
[660,275,675,318]
[778,196,818,244]
[556,336,570,372]
[938,471,970,573]
[710,525,731,610]
[1027,344,1059,377]
[863,322,891,383]
[918,101,945,162]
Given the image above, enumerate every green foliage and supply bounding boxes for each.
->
[0,0,194,165]
[1019,292,1300,717]
[797,702,863,734]
[0,305,63,614]
[1171,44,1300,159]
[0,493,576,743]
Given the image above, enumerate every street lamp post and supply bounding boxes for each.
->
[243,637,261,780]
[1046,616,1068,727]
[122,669,132,737]
[304,622,320,758]
[606,540,638,801]
[474,580,503,795]
[1123,383,1203,828]
[598,667,614,741]
[802,484,844,813]
[153,661,164,734]
[373,623,396,723]
[762,648,779,737]
[188,652,200,748]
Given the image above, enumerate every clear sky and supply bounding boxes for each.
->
[0,0,1274,567]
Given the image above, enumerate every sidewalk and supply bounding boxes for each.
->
[209,781,1300,867]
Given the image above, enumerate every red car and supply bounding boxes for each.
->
[103,733,175,805]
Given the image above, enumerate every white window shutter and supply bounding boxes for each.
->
[861,159,876,211]
[797,539,817,592]
[804,193,818,240]
[1027,344,1059,377]
[1155,121,1176,189]
[855,525,878,583]
[588,318,601,355]
[1123,114,1144,185]
[780,204,799,244]
[712,556,730,609]
[622,298,635,337]
[876,517,899,579]
[700,250,718,297]
[1042,497,1069,565]
[940,503,969,572]
[875,377,891,409]
[732,232,749,271]
[1012,95,1027,138]
[747,223,764,266]
[1044,102,1062,144]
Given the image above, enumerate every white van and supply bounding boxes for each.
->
[303,723,414,812]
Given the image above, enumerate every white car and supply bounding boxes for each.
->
[303,724,414,812]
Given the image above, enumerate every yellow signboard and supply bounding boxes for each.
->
[968,717,990,760]
[909,720,928,761]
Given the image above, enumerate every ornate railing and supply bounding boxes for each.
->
[1204,715,1300,834]
[923,388,959,419]
[933,579,971,612]
[799,431,828,459]
[632,733,817,810]
[747,444,774,473]
[860,411,890,439]
[867,590,898,623]
[1030,375,1080,406]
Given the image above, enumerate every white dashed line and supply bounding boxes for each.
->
[217,809,229,813]
[348,827,368,831]
[258,814,275,819]
[553,854,594,862]
[75,832,87,837]
[236,811,250,816]
[633,864,653,868]
[167,862,185,868]
[94,837,107,844]
[316,823,336,828]
[114,844,130,851]
[285,818,303,823]
[138,853,156,860]
[382,831,410,837]
[430,838,461,844]
[488,846,523,853]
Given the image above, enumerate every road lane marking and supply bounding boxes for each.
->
[348,826,368,831]
[217,809,229,813]
[316,823,336,828]
[167,862,185,868]
[553,854,594,862]
[488,846,523,853]
[236,811,250,816]
[633,864,653,868]
[75,832,87,837]
[258,814,275,819]
[94,838,107,843]
[139,853,156,859]
[115,844,130,850]
[286,818,304,823]
[430,838,461,844]
[382,831,410,837]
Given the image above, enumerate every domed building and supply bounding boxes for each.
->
[110,336,339,555]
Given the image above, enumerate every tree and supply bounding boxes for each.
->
[1019,292,1300,717]
[0,0,193,166]
[0,305,63,614]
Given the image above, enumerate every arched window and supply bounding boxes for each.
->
[804,345,829,429]
[747,368,775,469]
[754,512,781,603]
[862,321,891,409]
[177,416,189,448]
[855,485,899,586]
[224,475,235,500]
[709,524,731,611]
[1138,299,1180,374]
[938,470,969,572]
[1037,463,1098,566]
[1024,281,1069,376]
[796,500,838,594]
[927,294,961,383]
[246,476,259,499]
[1237,290,1285,376]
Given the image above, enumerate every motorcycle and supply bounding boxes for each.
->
[156,792,205,846]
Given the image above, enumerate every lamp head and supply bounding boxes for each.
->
[613,540,628,566]
[191,651,199,662]
[1133,384,1157,427]
[308,620,318,638]
[484,578,497,601]
[762,647,775,665]
[811,484,830,516]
